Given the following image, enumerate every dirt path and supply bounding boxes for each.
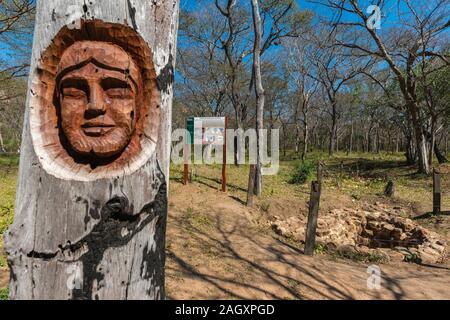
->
[166,182,450,300]
[1,180,449,299]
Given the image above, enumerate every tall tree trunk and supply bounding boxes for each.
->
[364,130,369,153]
[336,128,339,153]
[429,117,437,167]
[302,124,308,161]
[251,0,264,197]
[405,134,417,165]
[445,133,449,154]
[446,134,449,154]
[396,132,399,153]
[329,104,337,156]
[409,103,430,174]
[234,109,242,166]
[435,142,448,164]
[301,107,309,161]
[282,123,287,158]
[376,128,381,154]
[0,129,5,153]
[5,0,179,300]
[348,121,353,155]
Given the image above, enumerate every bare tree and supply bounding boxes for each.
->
[177,5,231,117]
[318,0,449,173]
[0,0,35,78]
[286,36,320,160]
[250,0,265,196]
[300,25,371,155]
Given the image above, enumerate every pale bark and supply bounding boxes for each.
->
[329,103,338,156]
[5,0,179,300]
[251,0,264,197]
[0,130,5,152]
[348,121,353,155]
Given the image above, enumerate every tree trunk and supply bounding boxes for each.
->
[348,121,353,155]
[376,128,380,154]
[302,124,309,161]
[435,142,449,164]
[429,118,436,168]
[4,0,179,300]
[301,108,308,161]
[234,110,241,166]
[0,129,5,152]
[405,134,417,165]
[446,134,449,154]
[251,0,264,197]
[395,132,399,153]
[281,123,286,158]
[335,128,339,153]
[329,104,337,156]
[407,101,430,173]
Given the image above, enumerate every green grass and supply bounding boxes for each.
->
[0,172,16,235]
[170,150,450,214]
[319,152,450,212]
[289,160,315,185]
[0,155,18,269]
[185,207,215,232]
[0,288,8,300]
[0,151,449,269]
[0,252,7,268]
[0,154,19,167]
[334,246,389,264]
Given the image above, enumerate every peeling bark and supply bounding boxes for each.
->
[4,0,179,300]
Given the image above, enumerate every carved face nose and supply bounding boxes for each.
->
[85,83,107,117]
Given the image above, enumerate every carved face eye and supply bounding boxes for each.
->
[60,78,89,100]
[102,77,133,99]
[105,88,133,99]
[62,87,87,99]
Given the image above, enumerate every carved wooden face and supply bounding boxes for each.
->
[56,42,142,159]
[31,22,161,181]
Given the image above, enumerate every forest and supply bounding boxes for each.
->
[0,1,449,173]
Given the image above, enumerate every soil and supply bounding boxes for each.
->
[165,181,450,300]
[1,178,449,299]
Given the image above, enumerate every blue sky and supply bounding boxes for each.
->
[1,1,447,74]
[180,0,419,29]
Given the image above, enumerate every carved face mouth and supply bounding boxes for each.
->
[81,122,116,136]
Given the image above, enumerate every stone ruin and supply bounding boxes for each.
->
[270,203,447,264]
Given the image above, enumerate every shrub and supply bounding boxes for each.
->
[0,205,14,235]
[0,253,7,268]
[290,160,315,185]
[259,202,270,213]
[0,288,8,300]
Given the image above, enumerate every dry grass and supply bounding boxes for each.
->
[171,151,450,214]
[0,156,17,269]
[1,152,449,294]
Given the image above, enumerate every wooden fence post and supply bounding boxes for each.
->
[317,160,323,188]
[184,145,190,185]
[222,117,227,192]
[4,1,180,300]
[433,169,441,215]
[247,165,256,207]
[304,163,322,256]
